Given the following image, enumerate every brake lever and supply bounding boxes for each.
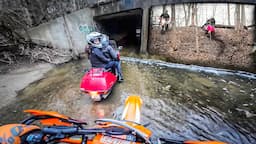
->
[64,118,88,127]
[105,127,131,135]
[143,122,151,127]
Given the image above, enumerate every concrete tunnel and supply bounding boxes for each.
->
[94,9,143,53]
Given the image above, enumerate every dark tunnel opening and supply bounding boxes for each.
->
[94,9,142,53]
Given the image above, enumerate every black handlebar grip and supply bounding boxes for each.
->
[42,127,78,134]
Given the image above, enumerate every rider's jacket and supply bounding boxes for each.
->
[102,45,117,60]
[90,47,111,68]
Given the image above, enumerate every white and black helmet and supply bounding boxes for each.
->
[86,32,103,48]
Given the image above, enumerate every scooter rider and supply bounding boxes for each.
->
[86,32,123,82]
[101,34,123,81]
[101,34,117,60]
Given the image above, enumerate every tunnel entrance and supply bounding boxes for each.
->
[94,9,142,53]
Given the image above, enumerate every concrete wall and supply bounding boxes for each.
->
[27,8,96,53]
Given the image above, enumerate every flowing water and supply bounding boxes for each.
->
[0,57,255,144]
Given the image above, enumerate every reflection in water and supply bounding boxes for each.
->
[0,58,255,143]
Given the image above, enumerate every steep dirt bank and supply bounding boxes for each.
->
[149,27,256,73]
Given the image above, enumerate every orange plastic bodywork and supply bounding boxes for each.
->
[93,96,151,142]
[24,109,69,119]
[122,96,151,139]
[0,124,40,144]
[39,118,72,126]
[121,95,142,124]
[24,109,72,126]
[125,121,151,139]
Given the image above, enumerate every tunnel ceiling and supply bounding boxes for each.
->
[94,9,142,21]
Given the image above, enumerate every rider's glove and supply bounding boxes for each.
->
[26,132,44,143]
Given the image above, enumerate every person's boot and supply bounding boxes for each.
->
[118,73,124,82]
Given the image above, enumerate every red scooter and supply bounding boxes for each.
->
[80,44,122,101]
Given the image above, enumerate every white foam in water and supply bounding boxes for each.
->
[121,57,256,80]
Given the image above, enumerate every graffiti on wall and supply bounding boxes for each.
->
[79,24,96,34]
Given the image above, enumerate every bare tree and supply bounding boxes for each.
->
[191,3,197,26]
[182,4,187,26]
[195,4,198,25]
[183,3,191,26]
[235,4,241,30]
[171,4,176,28]
[163,4,166,14]
[241,4,246,26]
[227,3,231,25]
[212,4,216,18]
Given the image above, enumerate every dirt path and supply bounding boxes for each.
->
[0,63,54,108]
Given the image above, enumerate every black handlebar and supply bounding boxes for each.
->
[38,119,152,144]
[41,126,106,143]
[42,126,129,136]
[42,127,78,135]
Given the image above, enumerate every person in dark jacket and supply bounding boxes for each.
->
[101,35,123,81]
[86,32,123,82]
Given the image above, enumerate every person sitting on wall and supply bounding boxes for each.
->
[86,32,124,82]
[159,10,170,33]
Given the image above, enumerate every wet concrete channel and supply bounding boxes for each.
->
[0,57,255,143]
